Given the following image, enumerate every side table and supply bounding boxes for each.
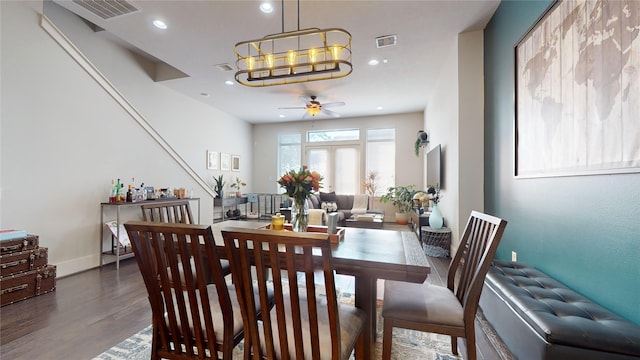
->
[421,226,451,258]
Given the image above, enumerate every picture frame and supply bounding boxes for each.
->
[514,0,640,178]
[231,155,240,171]
[206,151,218,170]
[220,153,231,171]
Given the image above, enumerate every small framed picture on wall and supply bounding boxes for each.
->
[206,151,218,170]
[231,155,240,171]
[220,153,231,171]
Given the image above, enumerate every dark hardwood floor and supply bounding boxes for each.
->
[0,254,505,360]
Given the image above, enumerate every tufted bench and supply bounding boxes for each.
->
[479,260,640,360]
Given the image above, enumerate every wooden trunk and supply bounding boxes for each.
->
[0,235,39,254]
[0,247,49,277]
[0,265,56,306]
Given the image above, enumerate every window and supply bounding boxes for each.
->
[278,133,301,191]
[307,145,360,194]
[307,129,359,142]
[366,128,395,196]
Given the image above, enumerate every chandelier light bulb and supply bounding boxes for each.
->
[287,50,297,66]
[308,48,317,63]
[331,45,340,60]
[245,56,255,70]
[265,54,275,68]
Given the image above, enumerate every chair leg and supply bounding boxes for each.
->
[382,320,394,360]
[451,336,458,355]
[465,326,477,360]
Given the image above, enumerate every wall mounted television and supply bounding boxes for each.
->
[426,144,441,189]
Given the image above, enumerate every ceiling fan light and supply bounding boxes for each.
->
[307,106,321,116]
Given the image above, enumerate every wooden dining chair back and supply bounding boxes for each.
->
[141,200,194,224]
[124,221,244,359]
[381,211,507,360]
[141,200,230,282]
[221,228,365,360]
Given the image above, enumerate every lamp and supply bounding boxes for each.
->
[234,1,352,87]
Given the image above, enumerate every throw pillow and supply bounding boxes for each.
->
[321,201,338,212]
[320,191,337,203]
[309,194,321,209]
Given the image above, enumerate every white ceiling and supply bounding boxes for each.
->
[53,0,500,124]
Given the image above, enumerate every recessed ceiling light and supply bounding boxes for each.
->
[382,59,389,64]
[279,114,285,118]
[259,2,273,13]
[152,19,167,30]
[368,59,379,66]
[377,106,384,110]
[224,80,234,85]
[200,92,210,97]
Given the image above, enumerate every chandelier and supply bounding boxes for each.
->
[234,1,352,87]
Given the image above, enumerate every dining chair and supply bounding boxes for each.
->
[124,221,247,359]
[141,200,231,281]
[141,200,194,224]
[221,227,366,360]
[381,211,507,360]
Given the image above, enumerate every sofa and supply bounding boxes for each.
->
[306,192,387,226]
[480,260,640,360]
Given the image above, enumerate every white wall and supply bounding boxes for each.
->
[1,1,251,276]
[425,31,485,250]
[457,31,485,238]
[251,113,424,194]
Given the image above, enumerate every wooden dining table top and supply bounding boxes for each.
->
[210,220,430,283]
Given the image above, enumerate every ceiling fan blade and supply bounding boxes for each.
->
[322,108,341,118]
[278,106,306,110]
[322,101,346,108]
[299,95,312,104]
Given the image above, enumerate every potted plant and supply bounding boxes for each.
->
[363,170,378,196]
[230,177,246,197]
[213,175,225,199]
[380,184,416,225]
[414,130,429,156]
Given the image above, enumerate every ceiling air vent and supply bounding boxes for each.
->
[215,63,234,72]
[375,34,397,48]
[72,0,139,20]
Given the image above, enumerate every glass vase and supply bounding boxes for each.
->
[429,203,444,229]
[291,197,309,232]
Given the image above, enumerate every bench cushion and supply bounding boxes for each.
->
[481,260,640,360]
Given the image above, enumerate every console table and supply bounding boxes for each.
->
[411,209,430,242]
[99,198,200,269]
[213,196,247,222]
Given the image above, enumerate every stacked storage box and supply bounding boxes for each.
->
[0,231,56,306]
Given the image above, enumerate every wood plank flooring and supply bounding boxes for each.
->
[0,252,505,360]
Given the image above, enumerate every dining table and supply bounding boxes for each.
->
[210,220,430,360]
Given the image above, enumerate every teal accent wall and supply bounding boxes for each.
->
[484,1,640,325]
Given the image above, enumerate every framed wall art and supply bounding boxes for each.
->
[206,151,218,170]
[220,153,231,171]
[514,0,640,178]
[231,155,240,171]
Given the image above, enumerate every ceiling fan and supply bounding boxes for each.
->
[278,95,346,118]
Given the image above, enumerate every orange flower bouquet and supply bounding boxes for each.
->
[277,166,323,231]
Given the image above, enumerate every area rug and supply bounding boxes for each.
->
[94,287,511,360]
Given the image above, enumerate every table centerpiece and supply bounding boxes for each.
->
[277,166,323,232]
